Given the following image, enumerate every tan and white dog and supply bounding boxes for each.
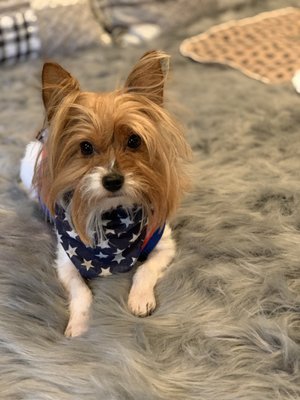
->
[20,51,191,337]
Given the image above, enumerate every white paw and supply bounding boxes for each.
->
[292,69,300,93]
[64,313,90,338]
[128,287,156,317]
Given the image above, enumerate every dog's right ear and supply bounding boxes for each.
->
[42,62,80,121]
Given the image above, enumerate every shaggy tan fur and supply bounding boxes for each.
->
[35,51,191,244]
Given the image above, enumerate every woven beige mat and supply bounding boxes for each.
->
[180,7,300,84]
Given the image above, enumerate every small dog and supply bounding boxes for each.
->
[20,50,191,337]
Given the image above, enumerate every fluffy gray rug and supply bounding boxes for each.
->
[1,1,300,399]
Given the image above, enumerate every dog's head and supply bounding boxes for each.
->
[35,51,191,244]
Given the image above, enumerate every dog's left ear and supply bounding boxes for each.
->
[124,50,170,106]
[42,62,80,120]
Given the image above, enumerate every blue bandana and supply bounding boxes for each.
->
[54,205,164,279]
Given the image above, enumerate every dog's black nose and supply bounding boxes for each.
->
[102,173,124,192]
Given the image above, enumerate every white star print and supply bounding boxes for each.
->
[66,245,77,258]
[129,233,139,243]
[57,233,63,243]
[131,257,138,265]
[113,248,123,255]
[96,251,109,259]
[66,229,78,239]
[101,218,111,226]
[82,259,94,271]
[113,252,126,264]
[105,229,115,235]
[100,239,110,249]
[100,268,112,276]
[120,216,131,228]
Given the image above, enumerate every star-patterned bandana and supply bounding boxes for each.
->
[54,205,164,279]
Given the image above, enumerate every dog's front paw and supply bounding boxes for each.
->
[64,314,89,338]
[128,287,156,317]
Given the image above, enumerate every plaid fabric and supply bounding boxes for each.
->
[0,2,41,64]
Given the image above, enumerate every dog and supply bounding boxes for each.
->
[20,50,191,337]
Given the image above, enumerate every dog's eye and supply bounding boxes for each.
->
[127,134,141,149]
[80,141,94,156]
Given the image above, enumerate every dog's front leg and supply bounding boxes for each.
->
[128,225,175,317]
[55,242,93,337]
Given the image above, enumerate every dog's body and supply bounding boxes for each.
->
[20,51,191,337]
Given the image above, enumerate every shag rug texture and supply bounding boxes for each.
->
[1,1,300,399]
